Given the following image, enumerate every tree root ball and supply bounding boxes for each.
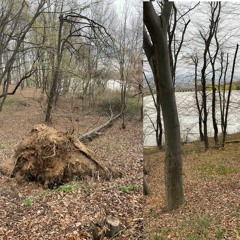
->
[10,124,110,188]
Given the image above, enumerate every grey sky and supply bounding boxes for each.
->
[144,1,240,85]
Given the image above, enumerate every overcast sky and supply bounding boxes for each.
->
[144,1,240,86]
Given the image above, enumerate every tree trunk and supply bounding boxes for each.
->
[45,15,64,123]
[144,28,163,149]
[201,49,209,150]
[192,55,204,141]
[143,175,150,195]
[211,77,218,146]
[144,1,184,211]
[222,44,239,146]
[156,96,163,149]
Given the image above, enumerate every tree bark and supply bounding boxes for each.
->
[192,55,204,141]
[143,70,163,149]
[144,27,163,149]
[144,1,184,211]
[222,44,239,146]
[45,14,64,123]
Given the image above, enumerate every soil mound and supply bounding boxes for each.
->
[9,124,110,188]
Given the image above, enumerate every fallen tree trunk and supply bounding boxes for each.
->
[79,112,122,142]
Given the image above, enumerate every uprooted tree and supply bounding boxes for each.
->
[3,124,114,189]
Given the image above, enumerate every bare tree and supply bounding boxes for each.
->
[100,0,142,128]
[192,2,222,150]
[168,2,199,85]
[144,1,184,211]
[221,44,239,146]
[207,2,221,147]
[0,0,46,111]
[45,3,112,123]
[191,2,239,149]
[191,54,204,141]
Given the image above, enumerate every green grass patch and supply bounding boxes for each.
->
[119,183,137,194]
[57,181,79,193]
[236,227,240,236]
[153,236,165,240]
[198,161,240,177]
[186,143,240,177]
[181,213,213,238]
[23,198,33,206]
[0,143,5,149]
[185,232,204,240]
[215,228,227,239]
[206,83,238,91]
[143,227,168,240]
[215,165,239,175]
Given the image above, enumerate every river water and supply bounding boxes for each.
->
[143,91,240,146]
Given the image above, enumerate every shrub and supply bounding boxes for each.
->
[97,96,122,114]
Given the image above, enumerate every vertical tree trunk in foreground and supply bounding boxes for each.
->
[144,1,184,211]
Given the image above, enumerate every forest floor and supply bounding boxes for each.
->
[144,136,240,240]
[0,86,143,239]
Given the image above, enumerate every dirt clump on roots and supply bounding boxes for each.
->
[5,124,110,188]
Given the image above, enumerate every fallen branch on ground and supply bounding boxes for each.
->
[79,110,122,142]
[224,140,240,144]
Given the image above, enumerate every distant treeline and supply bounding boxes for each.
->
[205,82,240,91]
[176,81,240,92]
[144,81,240,93]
